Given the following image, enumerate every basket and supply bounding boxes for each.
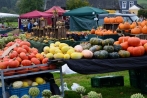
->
[9,82,50,98]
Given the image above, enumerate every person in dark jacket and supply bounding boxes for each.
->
[27,20,33,33]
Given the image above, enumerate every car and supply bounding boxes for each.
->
[97,13,139,26]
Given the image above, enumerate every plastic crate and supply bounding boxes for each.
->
[91,75,124,87]
[9,82,50,98]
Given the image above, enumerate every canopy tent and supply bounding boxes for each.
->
[19,10,53,19]
[63,6,108,16]
[45,6,66,15]
[129,5,140,15]
[63,6,108,31]
[0,12,19,18]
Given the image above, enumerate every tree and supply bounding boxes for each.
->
[17,0,44,14]
[0,7,9,13]
[66,0,91,10]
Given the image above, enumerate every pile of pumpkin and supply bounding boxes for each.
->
[0,39,56,76]
[90,28,117,36]
[80,37,130,59]
[104,16,124,24]
[118,20,147,34]
[114,36,147,57]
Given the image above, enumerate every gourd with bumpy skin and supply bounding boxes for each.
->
[21,95,30,98]
[103,45,114,53]
[89,45,102,53]
[9,95,19,98]
[102,38,115,46]
[42,89,52,98]
[108,52,119,59]
[94,50,108,59]
[29,87,40,98]
[87,91,102,98]
[13,81,23,88]
[50,95,63,98]
[75,86,86,94]
[90,38,102,45]
[113,44,122,52]
[130,93,145,98]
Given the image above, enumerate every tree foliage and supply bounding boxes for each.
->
[17,0,44,14]
[66,0,91,10]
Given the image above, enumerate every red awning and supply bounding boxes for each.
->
[45,6,66,15]
[19,10,53,19]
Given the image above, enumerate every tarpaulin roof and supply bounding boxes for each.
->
[45,6,66,15]
[19,10,53,19]
[63,6,108,16]
[0,12,19,18]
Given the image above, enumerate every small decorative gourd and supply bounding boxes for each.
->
[87,91,102,98]
[50,95,63,98]
[21,95,30,98]
[28,87,40,98]
[42,89,52,98]
[9,95,19,98]
[75,86,86,94]
[130,93,145,98]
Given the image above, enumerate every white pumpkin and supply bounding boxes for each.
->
[13,81,23,88]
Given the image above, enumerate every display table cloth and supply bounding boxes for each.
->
[63,56,147,74]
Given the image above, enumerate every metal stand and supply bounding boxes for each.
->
[0,63,64,98]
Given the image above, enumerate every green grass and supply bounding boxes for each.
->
[53,71,147,98]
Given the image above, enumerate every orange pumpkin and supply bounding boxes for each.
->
[131,26,141,34]
[118,36,130,44]
[120,42,128,50]
[104,17,110,23]
[142,25,147,34]
[90,29,95,34]
[123,22,130,30]
[128,37,140,47]
[127,46,145,57]
[21,60,32,66]
[31,58,41,65]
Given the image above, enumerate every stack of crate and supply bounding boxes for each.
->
[129,69,147,94]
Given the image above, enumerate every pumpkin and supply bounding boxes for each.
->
[108,52,119,59]
[120,42,128,50]
[131,26,141,34]
[82,50,93,59]
[118,36,130,44]
[17,47,27,54]
[127,46,145,57]
[22,45,30,52]
[0,60,8,69]
[141,39,147,45]
[90,29,95,34]
[21,60,32,66]
[142,25,147,34]
[4,70,15,76]
[9,51,18,59]
[118,50,130,58]
[28,53,36,59]
[31,58,41,65]
[8,59,19,68]
[103,45,114,53]
[123,21,130,29]
[19,41,31,47]
[36,53,44,61]
[90,38,102,45]
[89,45,102,53]
[115,16,123,23]
[118,23,124,30]
[102,38,115,46]
[128,37,140,47]
[74,45,83,52]
[104,17,110,23]
[19,52,28,60]
[29,67,40,72]
[6,42,15,47]
[93,50,108,59]
[144,43,147,53]
[42,58,48,64]
[114,41,119,45]
[49,64,56,70]
[16,68,28,74]
[113,44,122,52]
[40,66,49,71]
[109,17,115,23]
[12,81,23,88]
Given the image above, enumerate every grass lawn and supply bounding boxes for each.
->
[53,70,147,98]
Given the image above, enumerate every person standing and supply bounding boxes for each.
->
[27,19,33,33]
